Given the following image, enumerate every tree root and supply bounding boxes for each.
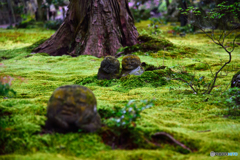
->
[145,132,192,153]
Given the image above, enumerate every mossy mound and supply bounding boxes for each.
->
[119,34,198,58]
[75,68,173,89]
[120,69,173,89]
[124,34,174,53]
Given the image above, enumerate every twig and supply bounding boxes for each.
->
[115,51,125,58]
[144,137,161,148]
[152,132,192,152]
[173,78,197,94]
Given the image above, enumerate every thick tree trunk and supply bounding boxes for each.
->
[33,0,139,57]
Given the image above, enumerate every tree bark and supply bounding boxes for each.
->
[33,0,139,57]
[166,0,170,14]
[37,0,46,21]
[7,0,16,25]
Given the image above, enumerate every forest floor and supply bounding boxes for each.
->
[0,21,240,160]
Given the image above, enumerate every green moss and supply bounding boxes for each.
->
[194,63,209,70]
[124,34,174,54]
[75,75,98,85]
[119,34,198,58]
[0,25,240,160]
[120,69,172,89]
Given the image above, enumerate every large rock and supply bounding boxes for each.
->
[97,56,120,80]
[121,54,144,77]
[46,85,101,133]
[231,71,240,88]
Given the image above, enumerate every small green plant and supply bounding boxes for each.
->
[0,76,16,97]
[103,99,155,129]
[0,83,16,97]
[99,99,155,149]
[172,24,195,34]
[148,17,164,35]
[222,87,240,116]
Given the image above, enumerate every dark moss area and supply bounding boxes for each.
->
[118,34,198,58]
[124,34,174,53]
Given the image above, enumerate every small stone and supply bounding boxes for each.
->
[46,85,101,133]
[97,56,120,80]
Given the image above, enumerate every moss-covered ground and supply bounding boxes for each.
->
[0,21,240,160]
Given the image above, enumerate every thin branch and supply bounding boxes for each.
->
[201,62,214,78]
[229,34,240,53]
[220,81,231,96]
[152,132,192,152]
[198,26,220,45]
[173,78,197,94]
[144,137,161,148]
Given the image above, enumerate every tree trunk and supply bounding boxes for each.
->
[166,0,170,14]
[33,0,139,57]
[179,0,188,27]
[37,0,46,21]
[7,0,16,25]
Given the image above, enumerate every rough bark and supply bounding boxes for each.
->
[33,0,139,58]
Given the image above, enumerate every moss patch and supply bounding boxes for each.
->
[119,34,198,58]
[1,24,240,160]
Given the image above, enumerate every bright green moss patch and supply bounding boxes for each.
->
[1,25,240,160]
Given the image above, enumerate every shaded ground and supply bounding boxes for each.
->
[0,21,240,160]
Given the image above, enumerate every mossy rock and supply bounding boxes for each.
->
[97,56,120,80]
[231,71,240,88]
[122,54,141,70]
[121,54,144,77]
[46,85,101,133]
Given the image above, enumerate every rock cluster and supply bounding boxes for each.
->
[46,85,101,133]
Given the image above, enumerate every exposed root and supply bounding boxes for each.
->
[151,132,192,153]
